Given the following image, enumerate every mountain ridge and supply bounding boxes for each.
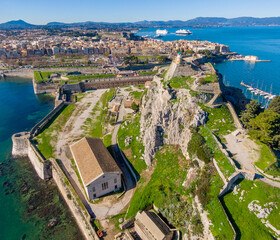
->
[1,17,280,29]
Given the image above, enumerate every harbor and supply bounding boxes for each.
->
[240,81,277,100]
[229,55,271,62]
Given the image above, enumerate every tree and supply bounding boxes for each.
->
[157,55,168,63]
[249,109,280,148]
[186,50,195,55]
[240,100,262,128]
[268,96,280,115]
[198,49,213,59]
[131,102,139,112]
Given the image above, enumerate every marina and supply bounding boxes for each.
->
[240,81,277,100]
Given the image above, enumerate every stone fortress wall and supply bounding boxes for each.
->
[11,98,99,240]
[34,75,154,94]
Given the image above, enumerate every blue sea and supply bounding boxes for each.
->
[0,78,82,239]
[137,27,280,104]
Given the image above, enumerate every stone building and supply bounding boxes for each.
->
[70,137,122,200]
[135,211,173,240]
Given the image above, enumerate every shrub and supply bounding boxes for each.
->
[188,132,213,163]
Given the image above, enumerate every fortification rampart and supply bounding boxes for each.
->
[12,132,52,179]
[30,101,65,137]
[33,75,153,95]
[33,77,58,94]
[51,159,98,240]
[12,100,99,239]
[12,98,66,180]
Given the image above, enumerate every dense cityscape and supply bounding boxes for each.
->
[1,1,280,240]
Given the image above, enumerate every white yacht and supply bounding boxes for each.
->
[156,29,168,36]
[176,29,192,35]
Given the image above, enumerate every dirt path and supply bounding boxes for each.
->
[54,88,137,222]
[56,89,106,153]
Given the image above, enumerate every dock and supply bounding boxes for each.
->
[240,81,276,100]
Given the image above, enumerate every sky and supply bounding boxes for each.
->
[0,0,280,24]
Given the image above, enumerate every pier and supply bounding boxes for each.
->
[240,81,276,100]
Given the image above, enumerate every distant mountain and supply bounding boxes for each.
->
[185,17,280,27]
[0,20,37,29]
[46,22,66,26]
[1,17,280,30]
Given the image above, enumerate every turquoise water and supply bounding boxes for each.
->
[0,77,82,239]
[137,27,280,103]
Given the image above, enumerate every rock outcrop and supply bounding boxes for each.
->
[140,76,207,165]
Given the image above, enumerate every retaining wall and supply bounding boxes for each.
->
[51,159,98,240]
[30,101,65,137]
[12,132,51,179]
[226,102,243,129]
[219,172,245,197]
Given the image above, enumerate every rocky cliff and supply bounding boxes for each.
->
[140,76,207,165]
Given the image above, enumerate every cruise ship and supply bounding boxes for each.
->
[155,29,168,36]
[175,29,192,35]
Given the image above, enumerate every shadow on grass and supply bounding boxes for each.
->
[218,177,245,240]
[109,144,138,190]
[219,195,241,240]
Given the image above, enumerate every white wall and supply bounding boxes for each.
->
[86,172,122,200]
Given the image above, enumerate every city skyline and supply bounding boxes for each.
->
[1,0,280,24]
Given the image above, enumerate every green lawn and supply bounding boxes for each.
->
[82,89,115,139]
[118,113,146,175]
[34,71,63,82]
[103,134,112,148]
[168,76,193,89]
[200,104,236,138]
[200,127,235,179]
[137,55,153,60]
[138,71,157,76]
[67,73,115,81]
[129,91,143,100]
[206,173,234,239]
[255,142,277,172]
[126,145,187,219]
[204,74,218,84]
[35,104,77,159]
[34,71,54,82]
[223,179,280,239]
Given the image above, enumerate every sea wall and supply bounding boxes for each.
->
[12,100,65,179]
[33,77,58,94]
[28,143,52,179]
[11,132,30,156]
[30,101,65,137]
[11,132,51,179]
[4,70,33,78]
[51,159,99,240]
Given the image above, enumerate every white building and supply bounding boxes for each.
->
[70,137,122,200]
